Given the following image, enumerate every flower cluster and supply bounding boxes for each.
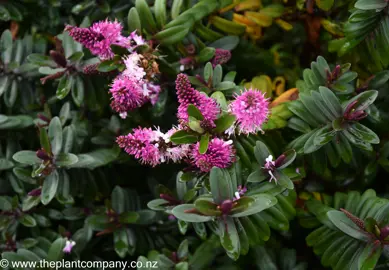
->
[66,19,161,119]
[117,127,190,167]
[229,88,270,135]
[110,52,161,118]
[65,20,144,60]
[117,73,270,172]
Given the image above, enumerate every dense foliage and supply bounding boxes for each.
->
[1,0,389,269]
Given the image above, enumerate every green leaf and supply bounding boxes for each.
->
[48,117,63,155]
[204,62,213,82]
[358,242,382,270]
[47,238,66,261]
[254,141,271,165]
[327,210,370,241]
[187,104,204,120]
[118,212,140,224]
[315,0,334,11]
[199,133,210,154]
[319,87,343,117]
[136,0,157,33]
[342,90,378,112]
[209,36,239,50]
[348,123,379,144]
[355,0,387,10]
[114,229,129,258]
[62,126,74,154]
[72,76,84,107]
[275,170,294,190]
[224,71,237,82]
[112,186,127,214]
[177,239,189,260]
[0,197,12,211]
[277,149,297,169]
[13,151,41,165]
[247,169,267,183]
[0,30,12,52]
[40,127,51,154]
[55,153,79,167]
[154,0,167,29]
[212,64,223,86]
[128,7,142,33]
[194,198,221,216]
[213,113,235,133]
[188,117,204,133]
[218,216,240,260]
[41,171,59,205]
[215,81,235,91]
[68,148,120,169]
[1,252,25,270]
[22,196,41,211]
[231,194,277,217]
[210,167,233,204]
[56,76,74,100]
[197,47,216,63]
[18,214,37,227]
[171,0,183,19]
[170,130,198,144]
[172,204,213,222]
[97,60,118,72]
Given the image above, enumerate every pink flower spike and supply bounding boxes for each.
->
[229,88,270,134]
[175,74,220,126]
[65,19,129,60]
[117,126,190,166]
[191,138,235,172]
[63,239,76,254]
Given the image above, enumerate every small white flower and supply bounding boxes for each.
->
[63,240,76,254]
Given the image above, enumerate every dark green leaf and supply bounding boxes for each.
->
[47,238,66,261]
[41,171,59,205]
[18,214,37,227]
[48,117,63,155]
[327,210,369,241]
[210,167,233,204]
[199,133,210,154]
[170,130,199,144]
[187,104,204,120]
[171,204,213,222]
[13,151,41,165]
[194,198,221,216]
[218,216,240,260]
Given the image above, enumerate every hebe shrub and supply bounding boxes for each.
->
[1,0,389,269]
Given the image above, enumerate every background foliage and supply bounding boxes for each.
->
[1,0,389,269]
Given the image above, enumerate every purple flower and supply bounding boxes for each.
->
[63,239,76,254]
[191,138,235,172]
[229,88,270,134]
[175,74,220,127]
[263,155,277,183]
[109,76,147,118]
[233,185,247,201]
[65,19,129,60]
[212,49,231,68]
